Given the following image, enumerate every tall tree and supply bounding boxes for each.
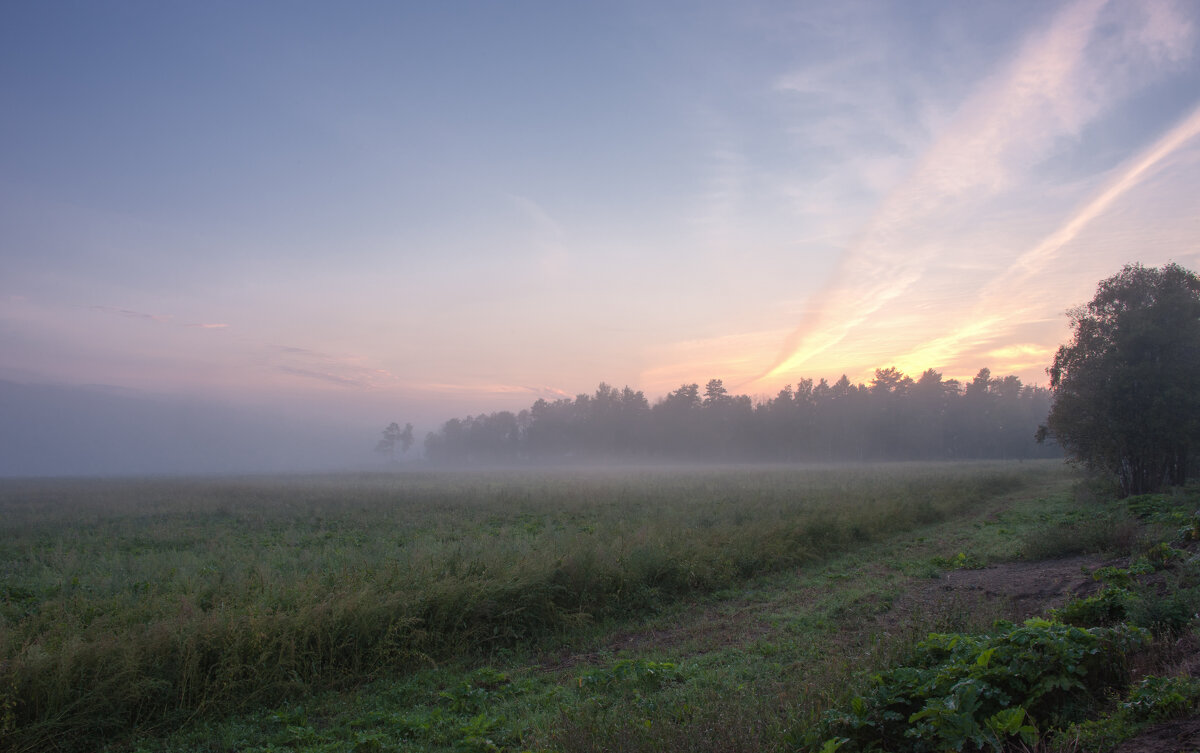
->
[1041,263,1200,495]
[375,422,414,462]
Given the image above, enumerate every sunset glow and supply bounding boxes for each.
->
[3,0,1199,439]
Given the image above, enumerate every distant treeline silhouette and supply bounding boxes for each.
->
[422,367,1059,464]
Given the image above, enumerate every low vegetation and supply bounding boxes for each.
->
[820,619,1149,752]
[4,462,1200,752]
[0,463,1042,750]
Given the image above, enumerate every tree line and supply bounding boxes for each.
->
[420,367,1059,465]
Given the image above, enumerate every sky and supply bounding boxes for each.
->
[3,0,1200,438]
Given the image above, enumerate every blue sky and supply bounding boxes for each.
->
[3,0,1199,431]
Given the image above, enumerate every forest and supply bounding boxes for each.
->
[420,367,1059,465]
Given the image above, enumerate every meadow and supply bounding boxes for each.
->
[0,461,1189,752]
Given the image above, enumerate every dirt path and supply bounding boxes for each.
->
[540,551,1200,752]
[538,553,1115,675]
[892,553,1112,622]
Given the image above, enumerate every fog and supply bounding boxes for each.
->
[0,380,397,477]
[0,365,1062,477]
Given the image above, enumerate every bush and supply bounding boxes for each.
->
[819,619,1148,753]
[1052,588,1131,627]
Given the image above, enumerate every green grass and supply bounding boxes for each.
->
[0,461,1082,751]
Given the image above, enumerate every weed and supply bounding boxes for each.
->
[818,619,1149,753]
[1020,516,1141,560]
[931,551,985,570]
[1125,494,1175,520]
[0,464,1058,750]
[1121,674,1200,721]
[577,659,683,693]
[1142,541,1187,569]
[1177,510,1200,542]
[1052,588,1132,627]
[1061,675,1200,752]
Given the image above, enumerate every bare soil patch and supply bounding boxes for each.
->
[891,553,1114,625]
[1112,718,1200,753]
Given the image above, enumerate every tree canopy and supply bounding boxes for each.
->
[422,367,1057,465]
[1042,262,1200,495]
[375,421,415,462]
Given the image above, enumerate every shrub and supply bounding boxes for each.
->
[819,619,1148,753]
[1052,588,1132,627]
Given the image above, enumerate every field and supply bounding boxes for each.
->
[2,461,1198,752]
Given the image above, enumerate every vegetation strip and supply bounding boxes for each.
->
[2,463,1048,751]
[9,465,1200,752]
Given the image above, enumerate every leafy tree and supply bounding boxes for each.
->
[375,421,415,462]
[1041,263,1200,495]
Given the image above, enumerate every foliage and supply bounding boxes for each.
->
[375,421,415,461]
[1178,510,1200,541]
[576,659,682,693]
[122,664,563,753]
[82,462,1200,753]
[1042,263,1200,496]
[423,368,1057,465]
[1120,674,1200,721]
[0,464,1045,752]
[1051,587,1132,627]
[1063,675,1200,752]
[1054,546,1200,637]
[820,619,1149,752]
[931,551,985,570]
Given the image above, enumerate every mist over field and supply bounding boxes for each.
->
[5,3,1200,752]
[0,364,1060,476]
[0,380,377,476]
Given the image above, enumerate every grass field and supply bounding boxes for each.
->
[1,460,1189,752]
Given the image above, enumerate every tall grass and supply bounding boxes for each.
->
[0,462,1057,751]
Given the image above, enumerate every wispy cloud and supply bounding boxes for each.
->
[92,305,230,331]
[890,97,1200,374]
[276,343,400,390]
[277,366,364,388]
[507,194,568,277]
[749,0,1196,386]
[280,345,324,357]
[91,305,172,323]
[644,328,792,395]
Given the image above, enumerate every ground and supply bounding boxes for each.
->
[1113,719,1200,753]
[546,549,1200,752]
[901,553,1111,620]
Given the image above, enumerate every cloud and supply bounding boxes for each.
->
[277,366,364,388]
[749,0,1196,386]
[276,343,402,390]
[507,194,568,277]
[1008,99,1200,281]
[280,345,324,356]
[645,328,793,395]
[391,380,574,403]
[890,97,1200,372]
[91,305,172,323]
[92,305,229,330]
